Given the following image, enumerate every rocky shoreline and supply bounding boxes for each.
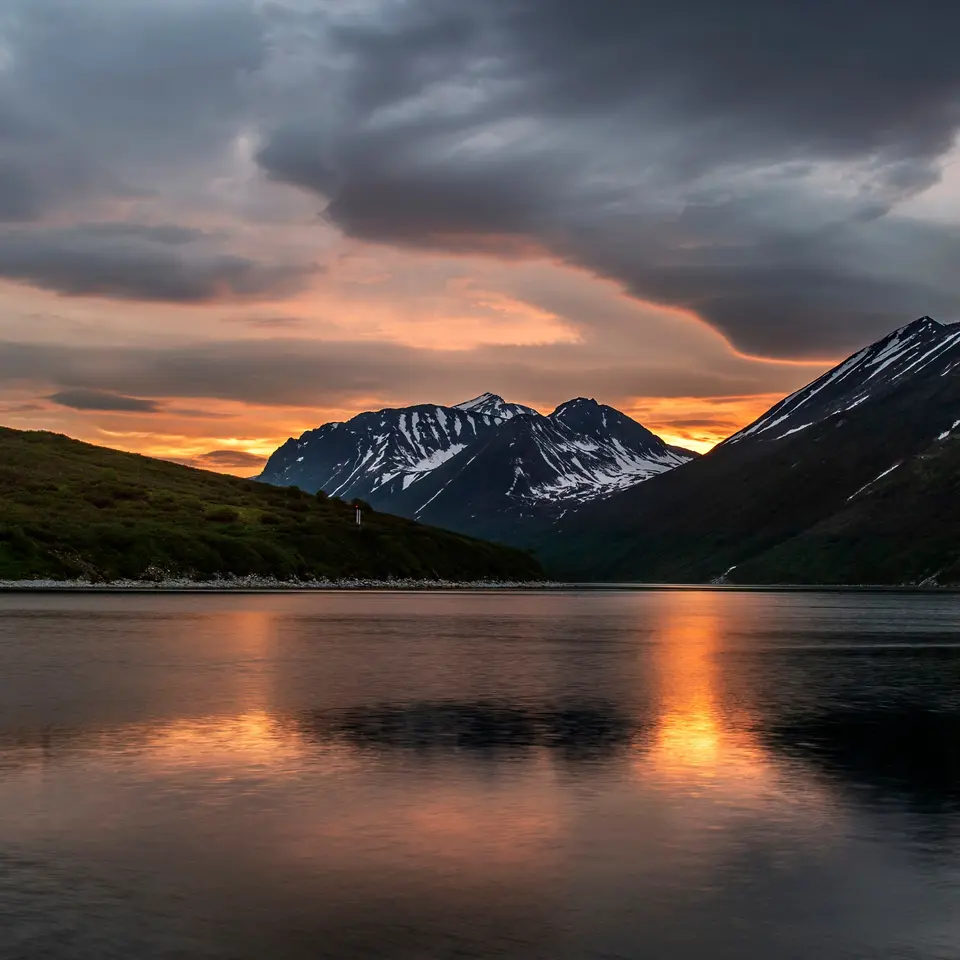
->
[3,578,947,592]
[0,575,561,591]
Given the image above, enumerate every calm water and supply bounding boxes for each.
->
[1,590,959,960]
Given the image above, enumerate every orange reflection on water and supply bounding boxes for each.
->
[139,711,316,772]
[641,591,770,790]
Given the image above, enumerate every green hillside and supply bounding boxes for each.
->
[0,427,543,582]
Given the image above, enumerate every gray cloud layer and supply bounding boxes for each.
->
[0,223,316,302]
[0,0,265,220]
[49,388,160,412]
[1,0,960,356]
[258,0,960,356]
[0,0,309,303]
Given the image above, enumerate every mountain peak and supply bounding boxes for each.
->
[457,391,502,408]
[725,315,960,447]
[453,393,538,420]
[552,397,598,413]
[550,397,606,428]
[891,315,942,338]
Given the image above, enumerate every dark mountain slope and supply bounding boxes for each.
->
[541,318,960,584]
[0,427,543,582]
[733,428,960,585]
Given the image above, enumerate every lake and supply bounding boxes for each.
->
[1,589,958,959]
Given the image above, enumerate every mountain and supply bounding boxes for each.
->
[257,395,694,544]
[454,392,539,419]
[541,317,960,585]
[258,403,501,507]
[721,315,960,447]
[0,426,543,583]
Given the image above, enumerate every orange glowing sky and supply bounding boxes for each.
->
[0,247,832,472]
[3,0,959,473]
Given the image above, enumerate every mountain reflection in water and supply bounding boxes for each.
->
[0,589,959,960]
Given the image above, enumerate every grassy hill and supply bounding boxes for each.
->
[0,427,543,583]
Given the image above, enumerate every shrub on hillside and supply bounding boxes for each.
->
[205,506,240,523]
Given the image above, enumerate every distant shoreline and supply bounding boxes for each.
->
[0,579,957,593]
[0,577,557,592]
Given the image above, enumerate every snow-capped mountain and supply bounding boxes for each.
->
[545,316,960,584]
[723,316,960,446]
[384,398,691,541]
[257,404,503,506]
[454,392,539,420]
[257,394,695,543]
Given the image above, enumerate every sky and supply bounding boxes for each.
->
[2,0,960,471]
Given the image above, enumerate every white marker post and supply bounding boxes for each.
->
[355,506,362,526]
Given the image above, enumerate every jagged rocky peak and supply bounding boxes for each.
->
[549,397,684,465]
[552,396,598,412]
[858,315,944,355]
[550,397,605,426]
[898,315,940,333]
[453,392,539,420]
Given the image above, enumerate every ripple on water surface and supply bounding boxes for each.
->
[0,589,959,959]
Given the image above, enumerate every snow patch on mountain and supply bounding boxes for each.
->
[454,392,539,420]
[725,317,960,446]
[847,462,902,501]
[406,442,469,477]
[257,393,695,540]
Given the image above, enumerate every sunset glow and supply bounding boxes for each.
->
[0,0,947,471]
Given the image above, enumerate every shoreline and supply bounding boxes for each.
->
[0,578,958,593]
[0,577,558,592]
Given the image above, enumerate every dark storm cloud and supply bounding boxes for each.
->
[0,114,117,223]
[261,125,567,243]
[508,0,960,161]
[2,0,960,357]
[0,222,317,302]
[0,0,265,219]
[571,219,960,356]
[259,0,960,357]
[0,1,323,305]
[48,389,160,413]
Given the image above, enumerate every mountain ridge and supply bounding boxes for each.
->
[540,316,960,584]
[258,394,695,543]
[454,392,539,420]
[720,316,960,448]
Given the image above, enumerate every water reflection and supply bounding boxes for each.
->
[0,590,959,959]
[770,708,960,815]
[650,591,725,765]
[2,591,960,809]
[301,700,636,762]
[641,591,767,779]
